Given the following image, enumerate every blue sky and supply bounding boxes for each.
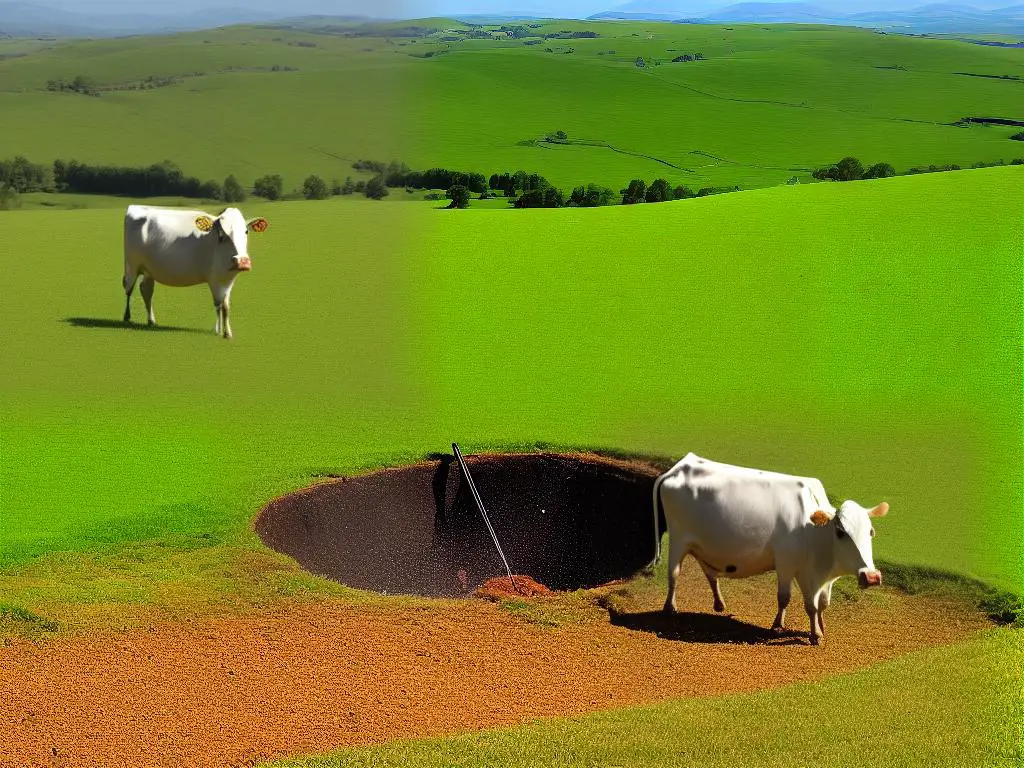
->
[41,0,1021,19]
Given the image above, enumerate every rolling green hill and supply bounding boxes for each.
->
[1,167,1020,602]
[0,20,1022,195]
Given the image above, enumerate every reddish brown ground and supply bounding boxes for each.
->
[475,575,555,598]
[0,565,991,768]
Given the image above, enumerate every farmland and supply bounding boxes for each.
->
[0,14,1022,768]
[1,19,1024,196]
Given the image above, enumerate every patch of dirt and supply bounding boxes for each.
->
[475,574,554,599]
[254,452,664,597]
[0,561,993,768]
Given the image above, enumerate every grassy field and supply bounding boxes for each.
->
[2,166,1019,763]
[1,20,1023,195]
[0,18,1022,767]
[1,167,1020,600]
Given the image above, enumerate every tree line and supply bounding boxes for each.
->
[812,154,1024,182]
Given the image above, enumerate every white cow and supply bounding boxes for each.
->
[653,453,889,645]
[122,205,269,339]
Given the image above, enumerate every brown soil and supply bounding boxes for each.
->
[254,452,663,598]
[0,561,991,768]
[475,574,555,599]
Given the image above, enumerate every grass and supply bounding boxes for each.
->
[261,627,1022,768]
[1,168,1020,620]
[0,25,1021,762]
[0,21,1022,193]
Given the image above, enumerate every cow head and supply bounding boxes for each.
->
[194,209,269,273]
[811,500,889,587]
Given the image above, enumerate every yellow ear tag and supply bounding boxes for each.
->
[249,218,268,233]
[195,215,213,232]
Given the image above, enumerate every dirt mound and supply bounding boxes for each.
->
[0,561,994,768]
[254,452,663,598]
[475,574,554,599]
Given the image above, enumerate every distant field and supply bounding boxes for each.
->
[0,20,1022,195]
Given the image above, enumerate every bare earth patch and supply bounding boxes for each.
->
[0,561,992,768]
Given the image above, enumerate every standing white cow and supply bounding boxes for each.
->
[653,453,889,645]
[122,205,269,339]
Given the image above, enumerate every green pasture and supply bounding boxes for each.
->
[0,21,1023,195]
[0,146,1021,765]
[1,167,1020,599]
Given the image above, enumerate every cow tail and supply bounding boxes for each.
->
[649,472,667,568]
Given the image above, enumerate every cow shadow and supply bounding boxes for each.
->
[608,609,808,646]
[62,317,207,334]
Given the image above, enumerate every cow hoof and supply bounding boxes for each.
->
[713,600,726,613]
[809,635,821,646]
[663,603,677,615]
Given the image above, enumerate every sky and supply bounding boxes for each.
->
[26,0,1020,20]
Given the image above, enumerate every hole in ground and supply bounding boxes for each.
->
[254,452,664,598]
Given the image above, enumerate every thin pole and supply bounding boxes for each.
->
[452,443,519,593]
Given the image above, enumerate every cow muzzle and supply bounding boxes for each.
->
[858,569,882,588]
[233,256,252,272]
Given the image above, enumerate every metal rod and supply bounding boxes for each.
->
[452,442,519,593]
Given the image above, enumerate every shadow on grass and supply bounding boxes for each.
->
[63,317,208,335]
[608,608,809,646]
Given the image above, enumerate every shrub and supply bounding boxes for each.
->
[645,178,672,203]
[862,162,896,179]
[1010,131,1024,141]
[253,174,284,200]
[568,183,616,207]
[0,184,21,210]
[673,185,695,198]
[365,175,388,200]
[447,184,470,208]
[222,174,246,202]
[302,174,329,200]
[621,179,647,204]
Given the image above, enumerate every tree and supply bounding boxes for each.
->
[447,184,470,208]
[622,178,647,204]
[302,174,329,200]
[834,156,864,181]
[0,184,21,210]
[254,174,284,200]
[645,178,672,203]
[223,174,246,202]
[1010,131,1024,141]
[543,187,564,207]
[862,162,896,179]
[814,156,865,182]
[341,177,356,195]
[673,185,694,199]
[365,175,388,200]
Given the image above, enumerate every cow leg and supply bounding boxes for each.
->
[139,275,156,326]
[663,538,687,614]
[701,567,726,613]
[220,295,232,339]
[817,582,834,634]
[122,270,138,323]
[804,594,824,646]
[772,572,793,631]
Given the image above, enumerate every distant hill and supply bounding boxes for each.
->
[591,0,1024,32]
[0,1,296,37]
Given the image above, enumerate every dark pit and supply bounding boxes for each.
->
[254,452,664,598]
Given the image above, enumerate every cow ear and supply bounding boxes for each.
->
[868,502,889,518]
[247,217,269,234]
[194,215,214,232]
[810,510,832,526]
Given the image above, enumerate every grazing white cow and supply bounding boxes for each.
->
[122,205,269,339]
[653,453,889,645]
